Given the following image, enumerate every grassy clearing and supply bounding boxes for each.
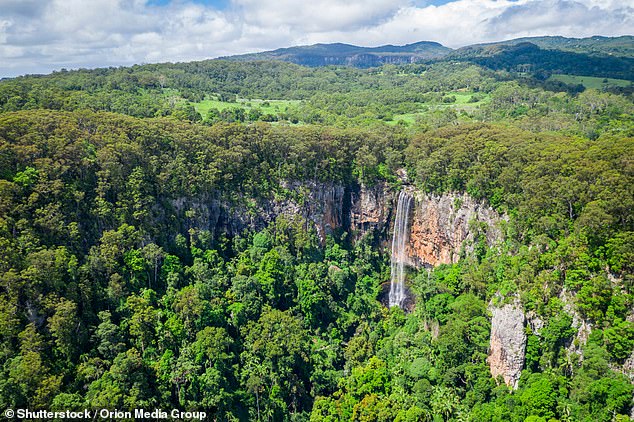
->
[450,92,483,104]
[548,74,632,89]
[388,91,490,125]
[438,91,490,107]
[192,96,300,118]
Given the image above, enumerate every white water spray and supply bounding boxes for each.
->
[389,191,413,308]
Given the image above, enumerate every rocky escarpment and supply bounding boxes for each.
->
[349,186,504,266]
[625,314,634,380]
[171,181,348,243]
[171,183,503,259]
[559,288,593,360]
[222,41,451,68]
[350,182,391,236]
[488,298,526,390]
[171,181,388,244]
[406,191,503,268]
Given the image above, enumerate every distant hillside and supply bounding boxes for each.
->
[217,36,634,80]
[219,41,452,67]
[448,41,634,81]
[463,35,634,58]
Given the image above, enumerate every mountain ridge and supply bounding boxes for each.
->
[217,35,634,79]
[219,40,452,67]
[458,35,634,58]
[218,35,634,62]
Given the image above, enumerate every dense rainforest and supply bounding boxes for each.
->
[0,41,633,421]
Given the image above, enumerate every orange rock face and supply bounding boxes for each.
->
[408,205,457,267]
[405,192,501,268]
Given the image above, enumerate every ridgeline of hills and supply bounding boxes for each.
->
[220,35,634,80]
[220,41,452,67]
[448,41,634,80]
[456,35,634,58]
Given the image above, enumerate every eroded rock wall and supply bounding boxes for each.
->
[170,181,347,243]
[350,182,392,237]
[407,192,503,267]
[170,184,504,261]
[488,298,526,390]
[559,288,593,360]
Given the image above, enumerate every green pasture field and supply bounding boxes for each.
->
[388,91,490,125]
[193,96,300,118]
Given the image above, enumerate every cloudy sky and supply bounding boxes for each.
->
[1,0,632,77]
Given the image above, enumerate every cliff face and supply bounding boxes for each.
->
[488,298,526,390]
[222,41,451,68]
[559,288,593,360]
[182,184,503,260]
[171,182,348,243]
[406,191,503,268]
[350,183,391,236]
[348,186,504,267]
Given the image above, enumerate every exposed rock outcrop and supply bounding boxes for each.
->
[407,192,503,267]
[172,181,348,243]
[488,298,526,390]
[350,182,391,236]
[624,350,634,382]
[559,288,593,360]
[170,184,503,262]
[349,187,504,267]
[526,310,544,336]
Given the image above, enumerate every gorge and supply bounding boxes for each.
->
[1,38,633,418]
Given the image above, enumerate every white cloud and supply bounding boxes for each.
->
[485,0,634,40]
[234,0,406,31]
[0,0,632,77]
[309,0,533,47]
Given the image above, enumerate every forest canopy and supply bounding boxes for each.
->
[0,51,633,421]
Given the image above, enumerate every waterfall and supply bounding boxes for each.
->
[389,191,413,308]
